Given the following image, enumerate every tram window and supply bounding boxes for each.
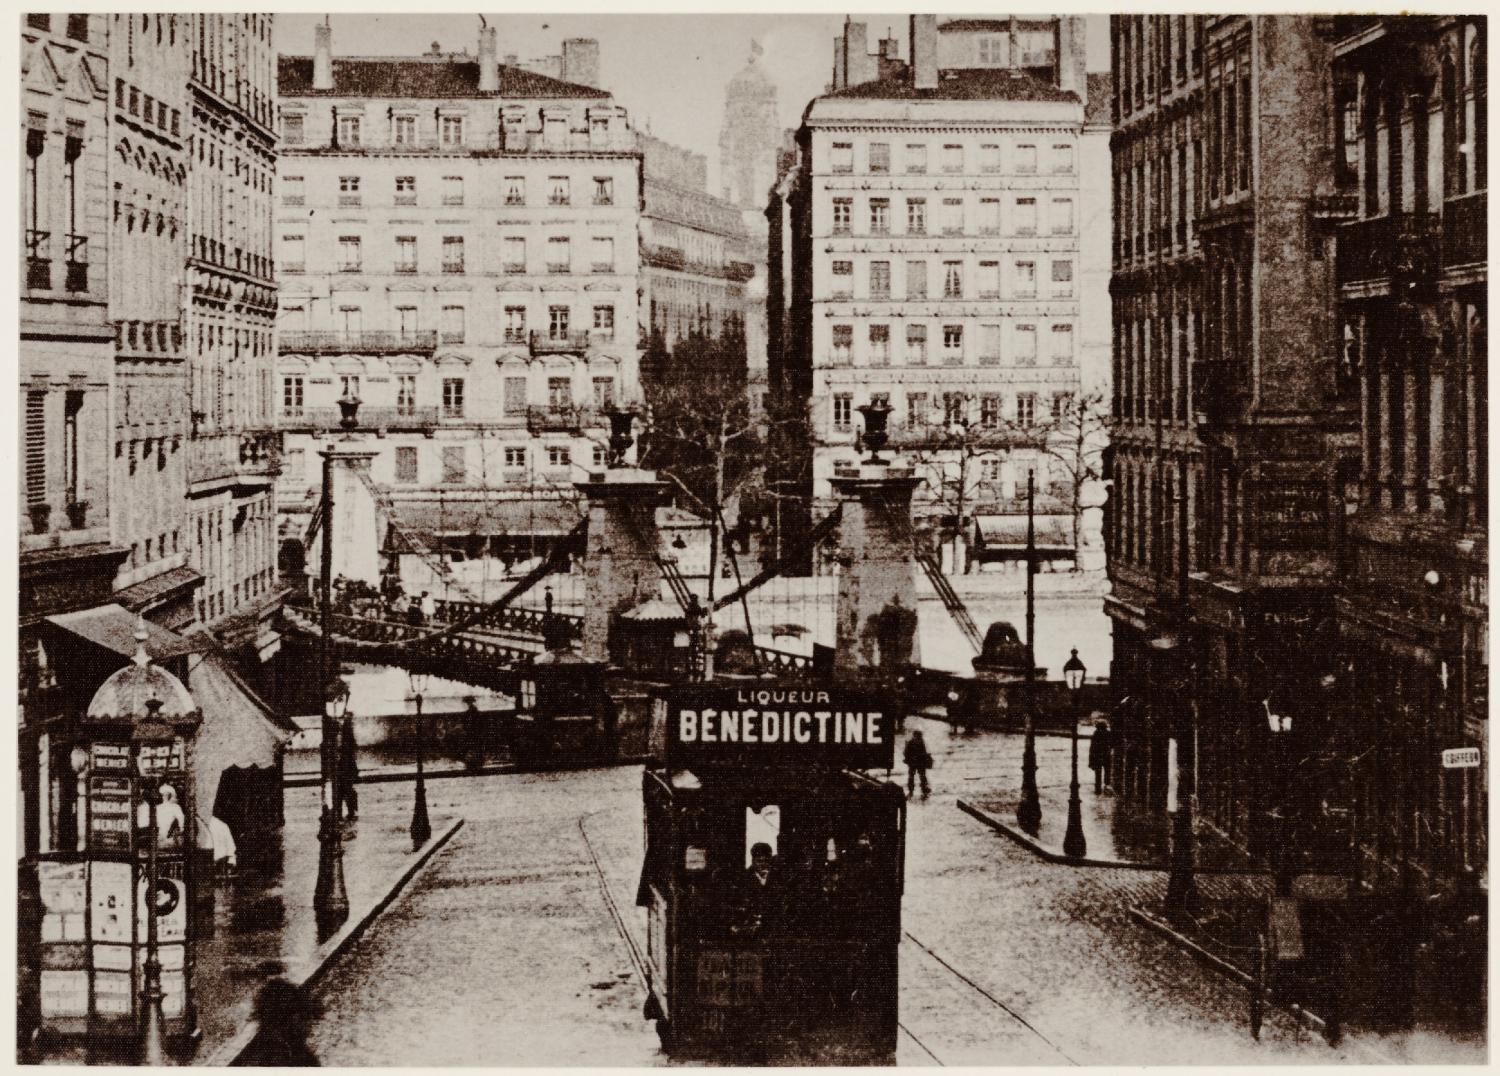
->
[744,805,780,865]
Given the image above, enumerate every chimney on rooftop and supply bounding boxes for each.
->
[313,21,333,91]
[561,38,600,89]
[479,24,498,92]
[845,22,875,86]
[909,14,937,90]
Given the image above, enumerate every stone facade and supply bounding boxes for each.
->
[1105,15,1359,845]
[772,16,1110,571]
[185,14,283,661]
[274,23,643,582]
[20,13,122,638]
[639,133,757,342]
[107,14,197,630]
[1326,15,1487,888]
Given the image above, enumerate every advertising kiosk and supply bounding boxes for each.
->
[638,682,904,1062]
[34,630,201,1052]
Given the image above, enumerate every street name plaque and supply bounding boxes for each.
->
[1441,746,1481,769]
[662,683,897,770]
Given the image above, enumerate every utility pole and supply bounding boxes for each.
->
[1017,469,1042,833]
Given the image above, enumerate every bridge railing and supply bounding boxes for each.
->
[432,597,582,635]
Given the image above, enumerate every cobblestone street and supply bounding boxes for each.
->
[290,716,1477,1065]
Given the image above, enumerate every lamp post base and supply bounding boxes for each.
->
[314,810,350,930]
[1017,735,1042,835]
[411,779,432,849]
[139,974,167,1065]
[1063,795,1088,859]
[1164,810,1198,917]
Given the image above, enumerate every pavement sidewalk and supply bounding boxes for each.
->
[37,783,461,1066]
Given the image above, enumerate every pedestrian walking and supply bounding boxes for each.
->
[404,593,421,627]
[234,977,320,1067]
[419,590,436,625]
[337,713,359,823]
[903,730,933,800]
[463,697,486,772]
[1088,719,1113,793]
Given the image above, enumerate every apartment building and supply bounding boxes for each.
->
[274,22,643,572]
[772,15,1110,570]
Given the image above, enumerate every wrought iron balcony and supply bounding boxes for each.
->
[278,330,437,354]
[1442,191,1486,272]
[526,405,603,434]
[278,405,440,431]
[529,330,591,355]
[1336,212,1440,287]
[26,229,50,289]
[1191,360,1249,428]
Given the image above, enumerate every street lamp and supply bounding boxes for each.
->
[1062,649,1088,858]
[314,673,351,931]
[1016,470,1042,834]
[409,668,432,849]
[136,701,167,1066]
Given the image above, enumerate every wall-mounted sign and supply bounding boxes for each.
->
[89,776,133,852]
[1255,481,1327,550]
[1442,746,1482,769]
[90,861,133,944]
[90,743,131,771]
[662,684,896,770]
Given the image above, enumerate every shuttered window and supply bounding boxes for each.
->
[26,391,46,505]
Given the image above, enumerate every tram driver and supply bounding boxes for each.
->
[731,842,786,936]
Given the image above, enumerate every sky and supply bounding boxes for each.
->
[275,13,1109,190]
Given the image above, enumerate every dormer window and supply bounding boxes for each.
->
[544,115,567,148]
[439,115,465,147]
[336,114,361,147]
[978,35,1006,65]
[393,114,416,146]
[590,115,609,143]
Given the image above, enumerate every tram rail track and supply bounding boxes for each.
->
[579,809,1080,1066]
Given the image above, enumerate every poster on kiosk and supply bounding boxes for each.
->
[35,735,195,1041]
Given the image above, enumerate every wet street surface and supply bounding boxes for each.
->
[302,718,1473,1065]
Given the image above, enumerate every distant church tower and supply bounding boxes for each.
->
[718,40,780,209]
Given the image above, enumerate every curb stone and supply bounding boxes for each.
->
[203,816,465,1066]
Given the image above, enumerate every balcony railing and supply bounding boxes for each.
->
[528,330,591,355]
[26,229,50,289]
[526,406,605,434]
[284,130,637,156]
[278,330,438,354]
[279,405,440,431]
[1442,191,1486,271]
[1336,212,1440,286]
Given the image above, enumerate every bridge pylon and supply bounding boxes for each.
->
[575,466,668,665]
[829,460,923,681]
[308,442,383,588]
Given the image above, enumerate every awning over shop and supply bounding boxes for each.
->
[45,603,210,661]
[384,499,585,544]
[187,652,296,833]
[973,514,1074,553]
[110,565,203,614]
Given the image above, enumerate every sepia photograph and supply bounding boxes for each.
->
[15,6,1488,1066]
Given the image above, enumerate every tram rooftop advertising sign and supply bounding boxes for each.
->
[662,683,896,770]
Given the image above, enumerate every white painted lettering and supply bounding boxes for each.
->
[794,712,812,743]
[844,712,864,743]
[680,711,698,742]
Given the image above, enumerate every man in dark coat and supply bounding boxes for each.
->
[903,731,933,799]
[337,714,359,823]
[234,978,320,1066]
[1088,720,1114,793]
[732,843,786,936]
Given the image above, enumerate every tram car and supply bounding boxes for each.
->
[637,683,905,1063]
[509,650,616,761]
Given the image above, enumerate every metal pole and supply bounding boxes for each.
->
[139,785,166,1064]
[1017,470,1042,833]
[1063,687,1087,857]
[315,447,349,927]
[410,689,431,848]
[1166,480,1198,916]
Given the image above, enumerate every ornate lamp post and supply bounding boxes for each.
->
[1017,470,1042,834]
[136,701,167,1066]
[314,673,351,930]
[1062,649,1088,858]
[408,668,432,849]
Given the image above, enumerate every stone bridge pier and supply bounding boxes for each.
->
[831,462,923,681]
[306,442,383,589]
[575,467,667,664]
